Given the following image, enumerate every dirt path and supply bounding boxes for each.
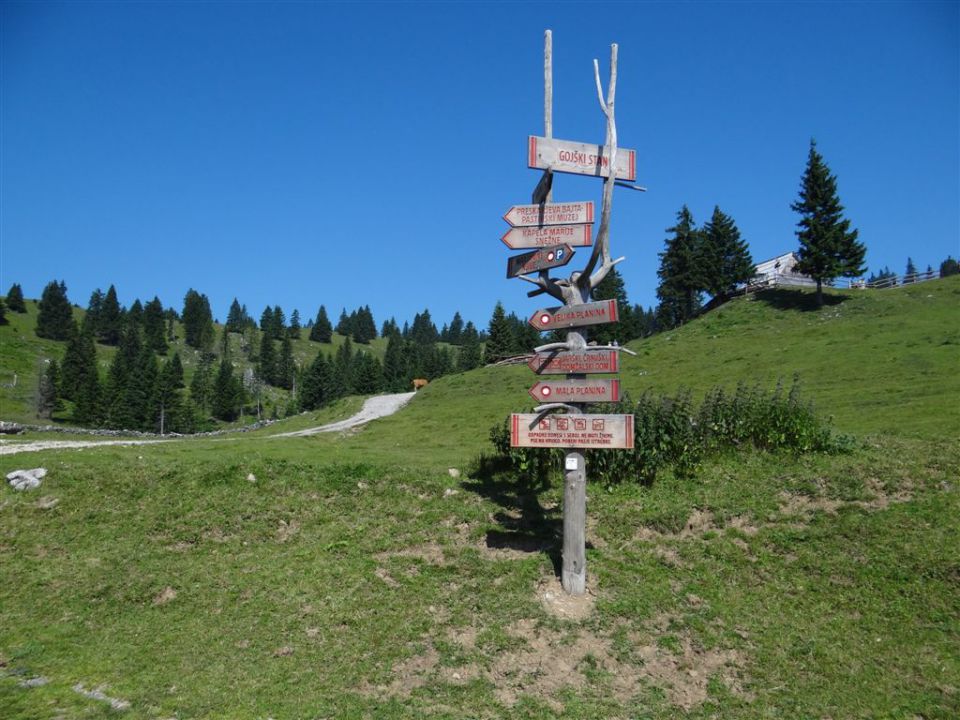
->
[0,392,417,455]
[269,392,415,437]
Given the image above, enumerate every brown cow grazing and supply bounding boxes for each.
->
[412,378,429,391]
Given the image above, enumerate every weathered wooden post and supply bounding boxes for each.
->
[501,32,638,595]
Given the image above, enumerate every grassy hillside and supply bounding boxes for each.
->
[1,279,958,718]
[0,300,394,424]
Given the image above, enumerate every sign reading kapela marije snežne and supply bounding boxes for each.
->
[501,224,593,250]
[510,413,634,449]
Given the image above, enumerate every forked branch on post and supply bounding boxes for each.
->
[579,44,625,294]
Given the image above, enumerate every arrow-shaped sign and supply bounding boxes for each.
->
[528,300,619,331]
[506,244,575,279]
[501,224,592,250]
[503,201,595,228]
[528,136,637,181]
[527,350,620,375]
[528,378,620,403]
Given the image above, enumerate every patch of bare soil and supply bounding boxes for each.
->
[777,491,843,517]
[275,519,300,543]
[364,615,750,712]
[375,543,446,565]
[153,586,177,605]
[536,575,596,621]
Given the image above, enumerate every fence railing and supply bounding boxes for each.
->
[842,270,939,289]
[747,269,942,294]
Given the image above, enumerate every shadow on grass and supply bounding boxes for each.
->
[753,287,848,312]
[462,454,572,576]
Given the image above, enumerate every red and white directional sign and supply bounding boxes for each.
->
[528,136,637,181]
[528,378,620,403]
[503,201,595,228]
[506,244,575,279]
[510,413,634,449]
[501,224,592,250]
[527,350,619,375]
[528,300,619,331]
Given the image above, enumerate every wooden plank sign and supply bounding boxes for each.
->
[501,224,592,250]
[528,378,620,403]
[510,413,634,449]
[529,299,618,331]
[503,201,595,228]
[527,350,620,375]
[528,136,637,181]
[506,244,575,278]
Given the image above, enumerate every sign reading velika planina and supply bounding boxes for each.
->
[510,413,634,449]
[528,136,637,181]
[528,299,618,331]
[500,224,593,250]
[527,350,620,375]
[528,378,620,403]
[503,201,595,227]
[506,244,575,278]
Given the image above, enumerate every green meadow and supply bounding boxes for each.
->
[1,278,958,718]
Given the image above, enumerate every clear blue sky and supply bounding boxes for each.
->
[2,1,957,331]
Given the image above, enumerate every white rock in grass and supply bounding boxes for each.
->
[6,468,47,491]
[247,473,257,483]
[447,468,461,478]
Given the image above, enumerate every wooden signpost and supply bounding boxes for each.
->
[506,244,575,278]
[528,136,637,181]
[500,224,593,250]
[503,201,595,227]
[498,30,639,596]
[528,378,620,403]
[528,299,618,331]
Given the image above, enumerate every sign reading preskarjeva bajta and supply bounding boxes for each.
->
[503,201,595,228]
[506,244,575,278]
[527,350,620,375]
[528,378,620,403]
[501,224,593,250]
[528,299,618,331]
[510,412,634,449]
[528,136,637,181]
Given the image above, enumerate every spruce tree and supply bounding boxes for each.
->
[591,265,629,344]
[74,365,103,427]
[276,335,295,390]
[485,302,514,364]
[190,354,214,413]
[226,299,245,333]
[335,308,351,336]
[410,310,439,345]
[353,352,384,394]
[382,333,408,391]
[35,280,74,340]
[182,290,214,350]
[38,359,61,419]
[288,309,302,339]
[98,285,123,345]
[259,336,277,386]
[310,305,333,343]
[300,351,331,410]
[792,140,865,306]
[331,337,355,398]
[211,358,242,422]
[5,283,26,313]
[154,357,185,434]
[940,256,959,278]
[904,257,918,284]
[656,206,704,329]
[457,322,482,371]
[447,312,464,345]
[271,306,286,340]
[701,206,754,301]
[61,325,98,401]
[143,296,168,354]
[127,299,143,329]
[103,323,142,429]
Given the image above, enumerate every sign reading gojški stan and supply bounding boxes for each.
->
[510,413,634,449]
[528,136,637,181]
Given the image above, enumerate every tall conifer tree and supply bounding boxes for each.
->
[36,280,73,340]
[5,283,26,313]
[792,140,865,306]
[656,206,704,328]
[309,306,333,343]
[701,206,754,301]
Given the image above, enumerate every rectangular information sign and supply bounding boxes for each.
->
[510,413,634,449]
[528,136,637,181]
[527,350,619,375]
